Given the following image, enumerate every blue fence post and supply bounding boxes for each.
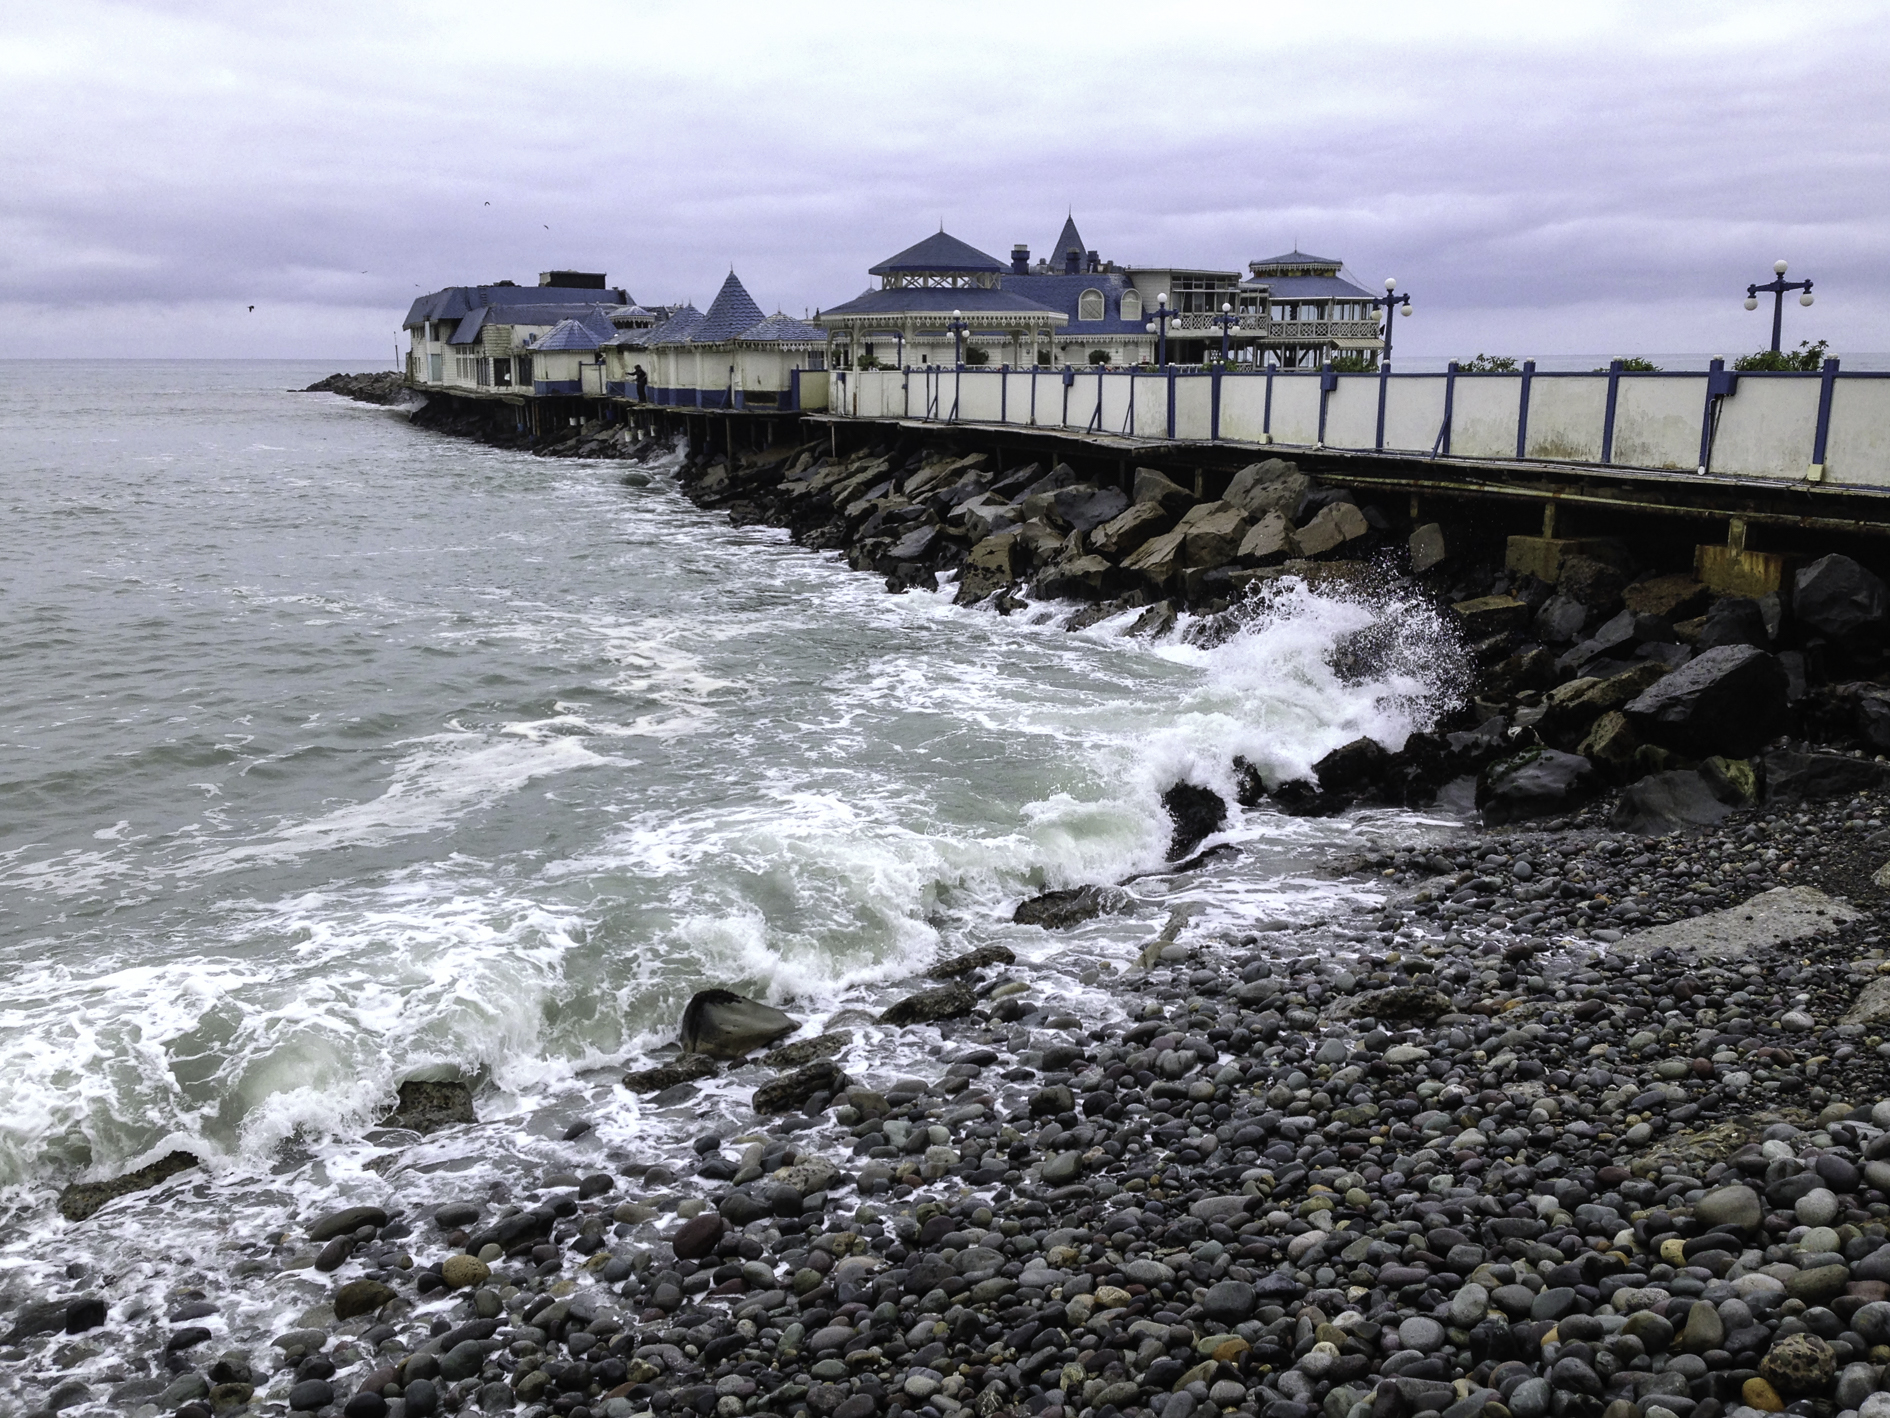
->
[1211,367,1223,441]
[1166,367,1177,440]
[1000,365,1008,424]
[1699,357,1736,474]
[788,368,800,412]
[1263,366,1275,442]
[1601,359,1622,464]
[1811,357,1842,480]
[1374,362,1391,451]
[1030,368,1038,426]
[1317,367,1338,446]
[1062,364,1073,426]
[1515,360,1536,459]
[1431,362,1458,458]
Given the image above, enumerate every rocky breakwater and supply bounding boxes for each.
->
[660,433,1890,840]
[304,373,412,406]
[27,810,1890,1418]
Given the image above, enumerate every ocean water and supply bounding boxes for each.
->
[0,361,1467,1381]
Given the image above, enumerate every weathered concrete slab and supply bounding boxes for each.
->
[1609,885,1860,960]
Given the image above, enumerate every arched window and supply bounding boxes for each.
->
[1078,288,1105,322]
[1120,290,1142,322]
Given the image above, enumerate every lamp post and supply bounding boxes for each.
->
[1744,260,1814,354]
[1213,302,1239,363]
[1143,292,1176,367]
[1368,277,1413,367]
[948,309,970,366]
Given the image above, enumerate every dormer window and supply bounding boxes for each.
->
[1120,290,1142,322]
[1078,289,1105,322]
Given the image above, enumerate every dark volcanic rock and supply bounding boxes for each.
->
[58,1150,199,1222]
[1313,737,1387,792]
[1625,643,1788,757]
[1011,887,1129,929]
[761,1031,852,1070]
[1162,781,1227,860]
[1795,553,1890,649]
[622,1052,720,1093]
[1697,595,1770,650]
[1610,769,1733,834]
[1477,749,1595,826]
[926,944,1017,977]
[1763,748,1890,803]
[679,989,798,1059]
[878,982,975,1026]
[379,1079,477,1134]
[308,1205,389,1243]
[752,1059,848,1114]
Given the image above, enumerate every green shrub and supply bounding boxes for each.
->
[1733,339,1829,373]
[1592,357,1661,372]
[1326,352,1375,373]
[1458,353,1519,372]
[963,346,990,366]
[1087,349,1110,366]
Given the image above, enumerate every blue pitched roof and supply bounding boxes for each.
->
[817,286,1062,322]
[1049,215,1086,266]
[692,271,768,343]
[535,317,605,352]
[998,272,1146,333]
[445,302,629,343]
[1240,272,1378,300]
[405,283,628,329]
[868,231,1006,276]
[1251,250,1344,271]
[737,312,825,344]
[636,304,705,345]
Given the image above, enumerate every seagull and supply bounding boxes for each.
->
[483,201,490,205]
[247,305,254,312]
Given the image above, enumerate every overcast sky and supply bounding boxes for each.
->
[4,1,1886,362]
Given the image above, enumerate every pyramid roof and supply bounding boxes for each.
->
[1050,214,1087,266]
[692,271,768,343]
[869,230,1006,276]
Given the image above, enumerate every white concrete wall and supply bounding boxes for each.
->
[1825,380,1890,488]
[1174,374,1213,440]
[1711,375,1819,479]
[1450,377,1524,459]
[1269,374,1323,445]
[1613,377,1708,470]
[1383,377,1449,454]
[1525,376,1609,463]
[1323,378,1379,449]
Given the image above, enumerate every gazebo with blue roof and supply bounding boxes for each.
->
[605,272,831,410]
[817,230,1066,369]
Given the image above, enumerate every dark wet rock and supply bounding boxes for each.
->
[1697,595,1771,650]
[1132,467,1196,518]
[1477,748,1595,826]
[679,989,798,1059]
[63,1295,106,1334]
[926,944,1016,978]
[57,1150,198,1222]
[1625,643,1789,757]
[1034,555,1112,602]
[753,1059,848,1113]
[672,1213,725,1260]
[1201,1279,1256,1325]
[308,1205,389,1243]
[333,1278,395,1321]
[623,1052,720,1093]
[1760,1332,1836,1395]
[1162,781,1226,860]
[878,982,975,1026]
[1795,552,1890,649]
[1223,458,1310,520]
[1051,485,1130,532]
[304,372,408,405]
[1610,769,1733,834]
[1764,747,1890,803]
[289,1377,337,1412]
[1332,985,1451,1022]
[379,1078,477,1133]
[1012,886,1131,929]
[1313,737,1387,792]
[762,1031,852,1070]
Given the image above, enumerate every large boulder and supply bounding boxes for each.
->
[954,533,1020,605]
[1697,596,1770,651]
[752,1060,848,1115]
[1222,459,1310,520]
[1763,749,1890,804]
[1034,555,1112,602]
[1534,593,1588,644]
[1623,574,1710,621]
[1131,467,1195,518]
[678,990,797,1059]
[1120,527,1188,589]
[1162,782,1227,859]
[879,982,975,1026]
[1476,749,1596,826]
[1795,554,1890,649]
[1611,770,1734,835]
[1625,644,1788,758]
[1050,485,1129,532]
[1177,502,1252,568]
[1313,738,1387,792]
[1238,511,1297,566]
[1295,501,1368,558]
[1091,501,1173,559]
[951,494,1019,542]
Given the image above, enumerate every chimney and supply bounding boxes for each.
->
[1063,247,1080,276]
[1086,250,1100,273]
[1011,244,1030,275]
